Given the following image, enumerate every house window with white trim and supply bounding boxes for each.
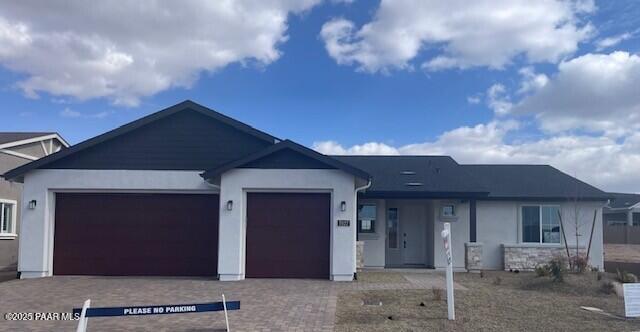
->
[0,200,17,236]
[522,205,560,244]
[357,204,376,233]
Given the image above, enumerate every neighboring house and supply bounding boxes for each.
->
[0,132,68,273]
[2,101,609,280]
[603,193,640,226]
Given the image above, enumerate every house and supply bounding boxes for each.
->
[0,132,68,274]
[603,193,640,226]
[2,101,609,280]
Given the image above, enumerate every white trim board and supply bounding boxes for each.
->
[0,133,69,151]
[0,149,38,161]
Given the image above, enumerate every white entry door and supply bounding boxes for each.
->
[402,204,426,265]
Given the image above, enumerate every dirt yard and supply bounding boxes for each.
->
[336,271,640,332]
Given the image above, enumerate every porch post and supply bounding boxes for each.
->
[470,199,477,242]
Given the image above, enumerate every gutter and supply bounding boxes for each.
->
[353,178,372,279]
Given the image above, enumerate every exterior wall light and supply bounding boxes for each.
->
[340,201,346,212]
[226,200,233,211]
[28,200,37,210]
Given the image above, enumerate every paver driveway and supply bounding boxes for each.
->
[0,272,464,331]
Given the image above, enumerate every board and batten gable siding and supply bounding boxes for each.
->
[43,109,273,171]
[240,149,337,170]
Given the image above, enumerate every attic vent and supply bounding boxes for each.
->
[405,182,423,186]
[401,171,416,175]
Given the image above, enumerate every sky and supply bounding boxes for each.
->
[0,0,639,193]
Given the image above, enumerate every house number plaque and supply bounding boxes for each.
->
[337,220,350,227]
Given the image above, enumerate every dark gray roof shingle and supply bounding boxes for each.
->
[334,155,609,200]
[332,155,489,198]
[606,193,640,209]
[459,164,609,200]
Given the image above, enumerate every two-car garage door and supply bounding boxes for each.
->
[53,192,331,279]
[53,193,219,276]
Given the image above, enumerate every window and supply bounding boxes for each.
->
[442,204,455,217]
[357,204,376,233]
[522,205,560,244]
[387,208,399,249]
[0,200,16,236]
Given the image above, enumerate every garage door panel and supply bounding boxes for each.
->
[53,193,219,276]
[246,193,330,279]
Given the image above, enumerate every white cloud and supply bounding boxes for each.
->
[512,51,640,136]
[314,120,640,193]
[467,95,481,105]
[486,84,512,115]
[59,107,111,119]
[595,32,633,51]
[0,1,321,106]
[320,0,595,72]
[59,108,81,118]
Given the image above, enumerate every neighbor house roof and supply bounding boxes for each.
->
[3,101,278,181]
[0,132,69,148]
[606,193,640,209]
[332,155,489,198]
[460,164,611,201]
[202,140,370,181]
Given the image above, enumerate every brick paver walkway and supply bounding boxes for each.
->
[0,272,464,331]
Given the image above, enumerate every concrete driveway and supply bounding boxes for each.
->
[0,271,463,331]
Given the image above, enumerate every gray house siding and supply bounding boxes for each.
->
[0,154,26,271]
[0,137,65,272]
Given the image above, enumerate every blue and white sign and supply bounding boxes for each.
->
[72,301,240,317]
[73,295,239,332]
[624,283,640,317]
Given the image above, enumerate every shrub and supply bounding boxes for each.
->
[571,255,589,273]
[616,269,638,283]
[535,265,550,277]
[600,281,615,294]
[432,287,444,301]
[548,256,567,282]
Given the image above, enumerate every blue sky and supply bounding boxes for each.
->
[0,0,639,192]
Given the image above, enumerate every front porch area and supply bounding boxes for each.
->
[356,198,471,271]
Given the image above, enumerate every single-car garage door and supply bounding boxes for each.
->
[246,192,330,279]
[54,193,219,276]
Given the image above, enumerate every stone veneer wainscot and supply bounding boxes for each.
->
[502,244,586,270]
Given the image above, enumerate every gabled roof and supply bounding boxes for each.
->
[0,132,69,148]
[202,140,370,181]
[3,101,278,181]
[461,164,611,201]
[332,155,489,198]
[606,192,640,209]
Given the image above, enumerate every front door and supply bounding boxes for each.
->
[402,204,426,265]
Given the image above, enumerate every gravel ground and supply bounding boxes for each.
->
[336,271,640,332]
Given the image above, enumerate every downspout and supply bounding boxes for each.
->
[353,178,372,280]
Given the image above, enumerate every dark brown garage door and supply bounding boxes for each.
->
[54,193,219,276]
[246,192,330,279]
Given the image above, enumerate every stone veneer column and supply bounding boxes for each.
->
[465,242,483,271]
[356,241,365,269]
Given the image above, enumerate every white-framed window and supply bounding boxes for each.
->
[0,199,17,238]
[357,204,376,233]
[522,205,560,244]
[441,204,456,218]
